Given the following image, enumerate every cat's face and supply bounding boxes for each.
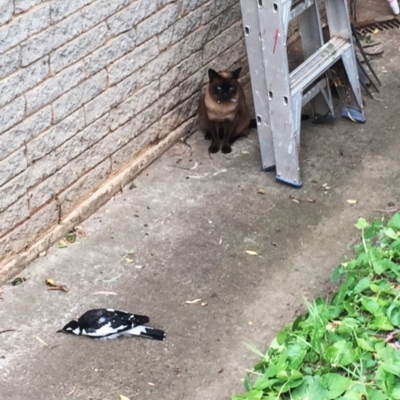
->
[208,68,241,103]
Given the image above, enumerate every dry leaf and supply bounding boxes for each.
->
[347,199,358,205]
[58,240,68,248]
[245,250,258,256]
[125,258,134,263]
[185,299,202,304]
[39,251,47,257]
[242,150,249,154]
[46,278,55,286]
[135,265,143,269]
[201,302,208,306]
[120,396,130,400]
[36,336,49,347]
[45,279,68,292]
[292,199,300,203]
[307,199,316,204]
[257,189,266,195]
[148,382,155,387]
[127,249,135,254]
[248,321,253,326]
[372,28,379,34]
[103,274,122,283]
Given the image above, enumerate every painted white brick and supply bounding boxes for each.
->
[51,23,107,73]
[15,0,45,14]
[205,2,241,42]
[159,8,201,51]
[50,0,93,23]
[0,197,30,237]
[160,51,202,94]
[0,149,28,187]
[159,0,177,5]
[0,57,49,109]
[109,81,160,130]
[84,28,136,75]
[25,61,86,115]
[107,36,159,85]
[28,108,86,161]
[203,22,243,63]
[136,3,180,45]
[0,47,22,80]
[0,107,52,161]
[0,0,13,24]
[21,11,83,67]
[0,4,50,54]
[29,114,111,209]
[0,96,26,135]
[107,0,158,37]
[52,70,107,123]
[202,0,237,24]
[0,169,30,213]
[28,114,111,193]
[59,159,111,217]
[180,0,205,16]
[81,0,131,31]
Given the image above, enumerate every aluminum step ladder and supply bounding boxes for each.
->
[240,0,366,187]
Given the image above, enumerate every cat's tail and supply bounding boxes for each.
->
[127,325,166,341]
[249,114,310,129]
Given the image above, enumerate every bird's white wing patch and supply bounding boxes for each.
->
[98,317,106,324]
[82,322,128,337]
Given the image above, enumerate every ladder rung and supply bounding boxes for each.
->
[302,79,327,106]
[290,0,315,21]
[290,37,351,95]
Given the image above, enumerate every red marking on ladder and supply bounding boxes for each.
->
[273,29,279,54]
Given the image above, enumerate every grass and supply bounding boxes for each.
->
[233,214,400,400]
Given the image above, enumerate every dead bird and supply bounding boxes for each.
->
[197,67,254,154]
[58,308,166,340]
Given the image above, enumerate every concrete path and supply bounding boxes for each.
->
[1,29,400,400]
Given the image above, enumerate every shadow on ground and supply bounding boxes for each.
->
[1,27,400,400]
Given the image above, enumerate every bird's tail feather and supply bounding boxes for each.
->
[127,325,166,341]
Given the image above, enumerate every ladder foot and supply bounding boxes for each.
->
[262,165,276,172]
[341,107,366,123]
[275,175,303,188]
[311,112,336,125]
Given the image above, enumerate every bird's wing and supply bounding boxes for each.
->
[110,309,150,325]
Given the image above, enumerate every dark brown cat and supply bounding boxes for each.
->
[197,67,252,154]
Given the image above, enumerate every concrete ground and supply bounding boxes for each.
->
[1,16,400,400]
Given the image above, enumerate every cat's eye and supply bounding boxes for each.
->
[216,86,222,91]
[229,87,235,92]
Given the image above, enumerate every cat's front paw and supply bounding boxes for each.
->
[208,144,219,153]
[204,132,212,141]
[221,145,232,154]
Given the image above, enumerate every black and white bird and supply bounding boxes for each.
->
[57,308,166,341]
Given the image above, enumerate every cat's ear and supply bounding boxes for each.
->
[231,67,242,80]
[208,69,220,82]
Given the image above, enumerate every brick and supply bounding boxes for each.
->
[29,113,111,198]
[50,0,93,23]
[180,0,205,16]
[158,8,201,51]
[59,159,111,217]
[52,70,107,123]
[28,108,85,161]
[109,81,160,130]
[160,50,202,94]
[84,29,136,76]
[202,0,237,24]
[0,0,13,24]
[0,197,30,237]
[0,47,22,80]
[14,0,45,14]
[0,169,29,213]
[0,96,26,135]
[107,37,159,85]
[159,0,177,5]
[0,107,52,161]
[0,201,59,258]
[25,61,86,115]
[0,57,49,109]
[21,11,83,67]
[51,23,107,73]
[203,22,243,63]
[0,149,28,187]
[106,0,158,37]
[136,3,179,45]
[81,0,131,31]
[0,4,50,54]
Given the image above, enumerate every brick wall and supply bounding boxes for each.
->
[0,0,249,280]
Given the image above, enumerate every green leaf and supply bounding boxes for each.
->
[361,298,380,315]
[388,213,400,231]
[355,217,369,230]
[365,387,389,400]
[244,375,251,392]
[354,276,371,293]
[384,227,398,240]
[127,249,135,254]
[356,337,375,352]
[381,362,400,377]
[390,388,400,400]
[232,389,263,400]
[320,373,352,399]
[369,315,394,331]
[253,375,278,390]
[291,376,328,400]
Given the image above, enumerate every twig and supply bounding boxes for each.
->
[385,329,400,343]
[375,207,399,214]
[0,329,16,335]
